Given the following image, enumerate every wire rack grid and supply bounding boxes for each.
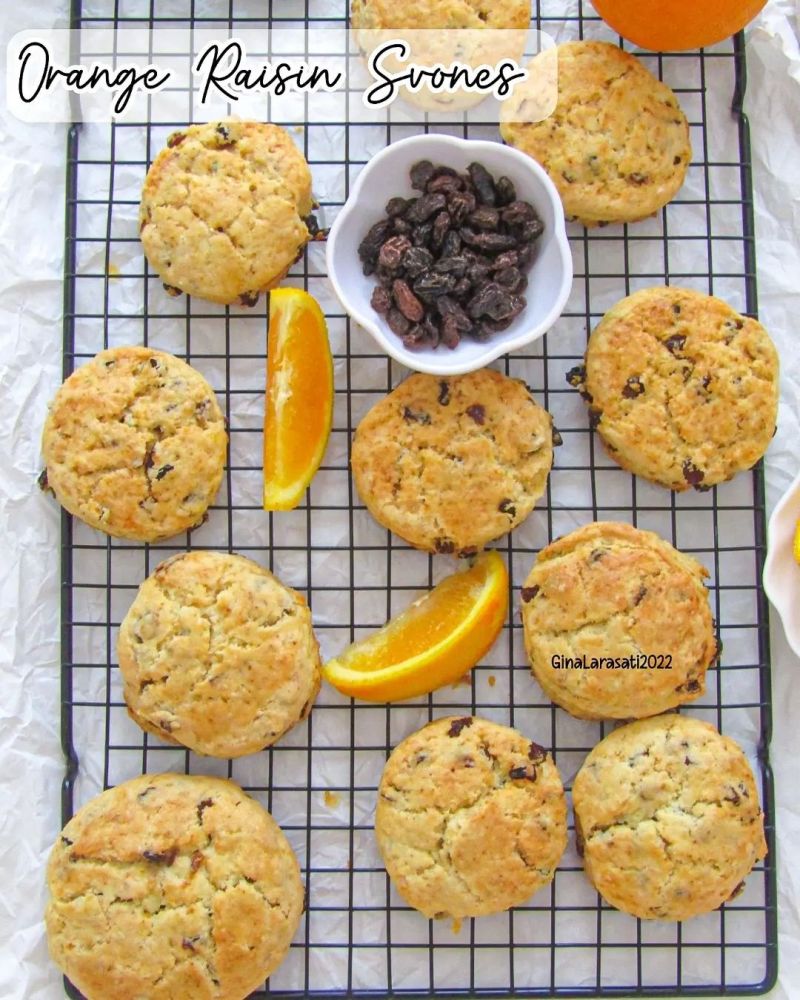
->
[58,0,777,997]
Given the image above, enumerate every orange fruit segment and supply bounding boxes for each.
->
[322,551,509,702]
[592,0,765,52]
[263,288,333,511]
[793,521,800,566]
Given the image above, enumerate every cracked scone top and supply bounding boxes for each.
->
[375,716,567,918]
[500,41,691,226]
[139,121,313,305]
[46,773,304,1000]
[572,286,779,490]
[521,522,718,720]
[572,715,767,921]
[351,369,555,555]
[41,346,227,541]
[118,551,321,758]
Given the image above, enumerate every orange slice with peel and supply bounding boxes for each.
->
[323,551,509,702]
[263,288,333,511]
[794,520,800,566]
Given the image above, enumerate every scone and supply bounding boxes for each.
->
[351,0,530,30]
[351,369,555,555]
[375,716,567,918]
[569,286,779,490]
[140,121,313,305]
[118,551,321,758]
[521,522,717,720]
[41,346,227,541]
[46,773,304,1000]
[573,714,768,920]
[501,41,691,226]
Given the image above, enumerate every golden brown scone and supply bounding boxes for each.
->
[351,369,555,555]
[351,0,530,29]
[569,286,779,490]
[118,551,321,758]
[140,121,313,305]
[521,522,717,720]
[573,715,768,921]
[41,346,227,541]
[375,716,567,918]
[501,41,691,226]
[46,773,304,1000]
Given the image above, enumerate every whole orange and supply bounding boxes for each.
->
[592,0,766,51]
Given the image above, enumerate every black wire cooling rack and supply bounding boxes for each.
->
[57,0,777,996]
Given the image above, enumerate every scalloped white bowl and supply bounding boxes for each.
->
[326,134,572,376]
[763,469,800,659]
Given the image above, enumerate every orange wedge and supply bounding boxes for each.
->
[323,551,509,702]
[263,288,333,510]
[794,520,800,566]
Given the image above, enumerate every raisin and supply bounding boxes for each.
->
[495,266,524,292]
[402,246,434,278]
[37,469,52,493]
[438,380,451,405]
[393,279,425,322]
[238,290,260,307]
[664,333,686,355]
[386,309,410,336]
[552,426,563,447]
[167,131,185,148]
[499,498,516,517]
[492,250,520,271]
[509,765,537,781]
[622,375,645,399]
[441,229,462,257]
[371,285,392,314]
[469,206,500,231]
[435,538,456,554]
[402,406,431,425]
[197,798,214,822]
[448,717,474,736]
[437,296,472,331]
[453,277,473,300]
[448,190,476,225]
[182,937,199,951]
[633,585,648,606]
[528,741,547,762]
[430,211,452,253]
[589,407,603,430]
[410,159,436,190]
[392,216,412,235]
[495,176,517,206]
[501,200,536,226]
[378,235,411,270]
[628,172,649,185]
[682,460,705,487]
[386,196,411,217]
[461,229,518,253]
[426,173,463,195]
[411,221,434,247]
[413,271,456,302]
[466,404,485,425]
[441,315,461,349]
[468,162,496,205]
[575,830,586,857]
[467,283,522,322]
[142,847,178,865]
[402,326,428,351]
[358,220,392,262]
[406,192,447,224]
[155,464,174,480]
[163,283,182,297]
[517,218,545,243]
[433,256,469,279]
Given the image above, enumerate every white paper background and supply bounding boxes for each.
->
[1,0,799,997]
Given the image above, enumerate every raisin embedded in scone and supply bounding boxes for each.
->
[351,368,555,554]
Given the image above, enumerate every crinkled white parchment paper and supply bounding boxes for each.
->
[1,0,799,997]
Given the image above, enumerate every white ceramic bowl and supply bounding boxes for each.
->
[326,134,572,376]
[763,470,800,658]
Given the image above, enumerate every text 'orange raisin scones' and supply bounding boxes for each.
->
[501,41,691,226]
[573,715,767,920]
[570,286,779,490]
[118,551,321,758]
[376,716,567,918]
[351,369,555,555]
[46,773,304,1000]
[521,522,717,720]
[140,121,313,305]
[41,346,227,542]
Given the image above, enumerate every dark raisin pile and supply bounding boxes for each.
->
[358,159,544,351]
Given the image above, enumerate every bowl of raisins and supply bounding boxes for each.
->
[326,133,572,375]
